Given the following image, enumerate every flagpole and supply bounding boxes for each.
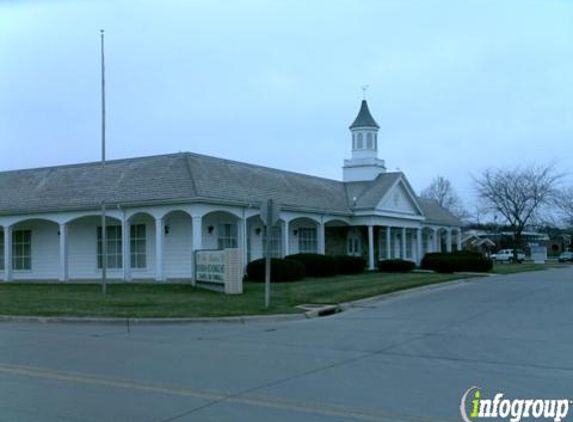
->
[100,29,107,295]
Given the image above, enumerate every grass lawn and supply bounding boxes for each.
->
[491,262,567,275]
[0,272,469,318]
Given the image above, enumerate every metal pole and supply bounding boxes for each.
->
[264,199,273,308]
[100,29,107,295]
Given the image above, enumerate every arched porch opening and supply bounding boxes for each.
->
[2,218,60,281]
[246,215,284,262]
[323,220,352,257]
[289,217,320,255]
[202,210,241,250]
[66,215,123,281]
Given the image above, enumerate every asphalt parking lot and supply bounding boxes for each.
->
[1,267,572,422]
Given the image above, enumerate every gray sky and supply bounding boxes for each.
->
[1,0,572,213]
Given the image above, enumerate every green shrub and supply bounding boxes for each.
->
[334,255,366,274]
[246,258,305,282]
[378,259,416,273]
[421,252,493,273]
[285,253,338,277]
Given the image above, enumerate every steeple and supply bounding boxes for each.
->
[349,100,379,130]
[343,99,386,182]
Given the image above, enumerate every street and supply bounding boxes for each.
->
[1,268,572,422]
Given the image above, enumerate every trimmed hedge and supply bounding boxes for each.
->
[334,255,366,274]
[285,253,338,277]
[421,251,493,274]
[378,259,416,273]
[246,258,305,282]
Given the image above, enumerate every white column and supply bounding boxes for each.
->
[367,225,375,270]
[283,220,290,257]
[457,230,462,251]
[192,216,203,251]
[191,216,202,285]
[318,221,325,254]
[386,226,391,260]
[446,228,453,252]
[434,228,440,252]
[416,228,423,265]
[155,217,165,282]
[401,227,407,259]
[122,218,131,281]
[239,217,247,270]
[59,223,69,282]
[4,226,12,282]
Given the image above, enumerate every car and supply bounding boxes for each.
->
[558,252,573,263]
[493,249,526,263]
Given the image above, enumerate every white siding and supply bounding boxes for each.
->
[378,184,419,214]
[248,221,264,261]
[164,213,192,278]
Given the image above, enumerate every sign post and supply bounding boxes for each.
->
[261,199,280,308]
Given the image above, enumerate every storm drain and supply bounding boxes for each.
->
[296,304,341,317]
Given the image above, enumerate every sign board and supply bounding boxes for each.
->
[194,249,243,295]
[530,246,547,264]
[195,250,225,284]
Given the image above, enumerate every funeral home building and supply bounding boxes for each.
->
[0,100,461,282]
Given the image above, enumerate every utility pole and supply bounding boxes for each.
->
[100,29,107,295]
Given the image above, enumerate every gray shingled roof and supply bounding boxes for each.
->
[417,198,461,225]
[349,100,380,129]
[0,152,460,226]
[184,153,349,213]
[345,173,401,209]
[0,153,350,215]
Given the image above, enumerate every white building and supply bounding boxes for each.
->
[0,100,461,282]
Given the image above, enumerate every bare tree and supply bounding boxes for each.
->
[420,176,468,219]
[554,186,573,227]
[473,163,562,255]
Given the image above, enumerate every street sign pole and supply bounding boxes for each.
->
[264,198,273,308]
[100,29,107,295]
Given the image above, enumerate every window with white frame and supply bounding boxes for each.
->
[298,227,317,254]
[263,226,282,258]
[356,133,364,149]
[130,224,146,269]
[0,231,3,270]
[13,230,31,270]
[366,132,373,149]
[218,223,238,249]
[347,229,362,256]
[97,225,123,269]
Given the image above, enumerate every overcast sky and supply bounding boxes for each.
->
[1,0,572,214]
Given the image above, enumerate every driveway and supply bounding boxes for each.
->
[1,267,572,422]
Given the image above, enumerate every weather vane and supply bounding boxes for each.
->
[361,85,369,100]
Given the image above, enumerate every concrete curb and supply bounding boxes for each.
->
[0,274,489,325]
[0,312,312,325]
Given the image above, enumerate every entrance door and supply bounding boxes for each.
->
[347,229,362,257]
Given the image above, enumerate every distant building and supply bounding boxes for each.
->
[0,100,461,282]
[462,230,496,255]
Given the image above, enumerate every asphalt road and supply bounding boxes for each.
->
[1,267,572,422]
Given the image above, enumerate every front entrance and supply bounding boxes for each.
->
[347,229,362,257]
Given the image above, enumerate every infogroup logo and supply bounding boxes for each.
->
[460,386,571,422]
